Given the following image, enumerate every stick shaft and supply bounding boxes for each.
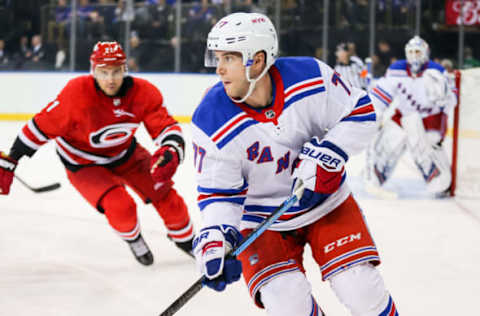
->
[159,183,304,316]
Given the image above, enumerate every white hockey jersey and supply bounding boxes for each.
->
[370,60,457,118]
[191,57,377,231]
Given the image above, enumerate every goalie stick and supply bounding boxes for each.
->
[159,181,305,316]
[15,175,61,193]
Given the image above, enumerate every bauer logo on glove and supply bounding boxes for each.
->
[299,137,347,172]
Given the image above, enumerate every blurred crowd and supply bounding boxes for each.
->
[0,0,479,74]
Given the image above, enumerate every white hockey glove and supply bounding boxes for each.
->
[291,137,346,209]
[193,225,243,291]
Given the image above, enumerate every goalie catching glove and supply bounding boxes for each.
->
[0,151,17,195]
[292,137,346,209]
[193,225,243,291]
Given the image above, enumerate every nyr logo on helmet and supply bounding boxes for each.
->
[251,17,266,23]
[89,123,139,148]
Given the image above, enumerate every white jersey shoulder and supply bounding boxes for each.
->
[192,57,377,230]
[371,59,455,117]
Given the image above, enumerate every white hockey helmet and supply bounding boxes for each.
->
[405,35,430,73]
[205,12,278,102]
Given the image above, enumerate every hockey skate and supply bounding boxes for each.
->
[170,236,194,258]
[127,234,154,266]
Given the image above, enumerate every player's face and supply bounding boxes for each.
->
[336,50,349,63]
[94,65,125,96]
[214,51,249,100]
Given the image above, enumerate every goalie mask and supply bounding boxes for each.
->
[405,36,429,74]
[205,12,278,103]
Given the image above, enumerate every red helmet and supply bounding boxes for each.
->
[90,41,126,71]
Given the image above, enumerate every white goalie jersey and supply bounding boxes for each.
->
[191,57,377,231]
[370,60,457,119]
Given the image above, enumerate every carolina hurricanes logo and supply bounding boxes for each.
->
[89,123,139,148]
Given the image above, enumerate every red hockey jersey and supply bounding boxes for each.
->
[16,75,182,169]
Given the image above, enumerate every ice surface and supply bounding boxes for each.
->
[0,121,478,315]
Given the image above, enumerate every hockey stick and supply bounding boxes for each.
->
[15,175,61,193]
[159,181,305,316]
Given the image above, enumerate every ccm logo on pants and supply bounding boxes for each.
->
[324,233,362,253]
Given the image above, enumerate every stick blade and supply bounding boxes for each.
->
[32,182,61,193]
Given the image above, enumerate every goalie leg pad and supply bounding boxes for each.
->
[260,271,323,316]
[365,119,407,186]
[401,113,451,193]
[329,263,398,316]
[423,143,451,193]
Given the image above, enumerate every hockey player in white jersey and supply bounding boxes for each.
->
[191,12,399,316]
[367,36,457,197]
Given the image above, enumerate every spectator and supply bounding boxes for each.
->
[65,0,103,39]
[334,42,367,90]
[392,0,410,28]
[47,0,71,49]
[0,39,9,66]
[440,58,454,73]
[96,0,117,39]
[342,0,369,30]
[462,46,480,69]
[141,0,172,39]
[23,34,49,70]
[127,31,144,72]
[113,0,135,39]
[372,39,396,78]
[30,34,46,63]
[347,41,366,68]
[13,35,32,69]
[231,0,253,12]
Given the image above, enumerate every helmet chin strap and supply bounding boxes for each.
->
[229,64,270,104]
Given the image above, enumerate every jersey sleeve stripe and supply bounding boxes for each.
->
[318,140,349,162]
[285,87,326,109]
[198,196,247,210]
[18,130,42,150]
[376,86,393,99]
[340,113,376,122]
[28,119,49,142]
[216,119,258,149]
[197,181,248,194]
[284,78,324,99]
[212,113,250,142]
[55,137,130,165]
[354,95,372,108]
[345,103,375,117]
[372,87,393,104]
[154,124,183,144]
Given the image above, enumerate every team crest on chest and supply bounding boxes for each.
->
[265,109,275,119]
[113,98,121,106]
